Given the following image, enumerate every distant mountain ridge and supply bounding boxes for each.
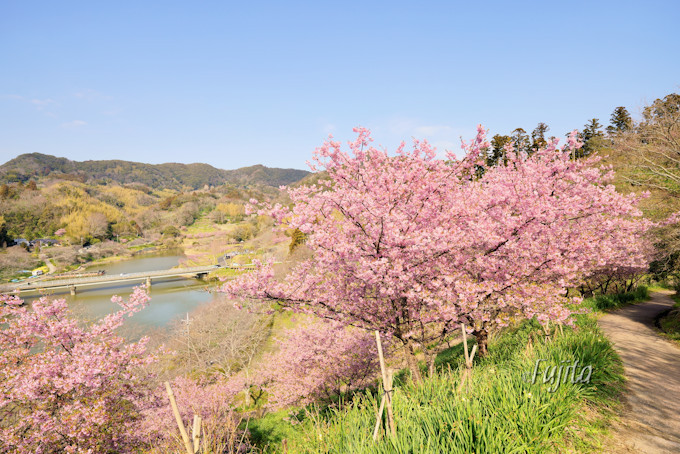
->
[0,153,310,189]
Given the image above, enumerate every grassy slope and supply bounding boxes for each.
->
[247,291,653,453]
[588,286,649,311]
[658,294,680,344]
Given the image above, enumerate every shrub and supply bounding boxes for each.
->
[162,225,181,238]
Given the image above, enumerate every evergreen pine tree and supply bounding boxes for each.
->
[607,106,633,134]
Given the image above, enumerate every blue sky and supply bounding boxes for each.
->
[1,1,678,170]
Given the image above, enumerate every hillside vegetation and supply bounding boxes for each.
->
[0,174,290,281]
[0,153,309,190]
[0,178,280,242]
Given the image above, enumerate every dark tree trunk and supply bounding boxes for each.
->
[427,353,436,376]
[405,340,423,384]
[472,327,489,357]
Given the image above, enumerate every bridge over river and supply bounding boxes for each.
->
[2,265,224,295]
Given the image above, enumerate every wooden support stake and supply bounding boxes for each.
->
[386,369,396,437]
[192,414,201,453]
[460,323,470,365]
[468,344,477,367]
[165,381,194,454]
[374,331,396,438]
[372,394,386,440]
[460,324,477,390]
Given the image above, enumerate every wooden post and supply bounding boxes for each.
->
[165,381,194,454]
[192,414,201,453]
[372,394,386,440]
[544,321,551,342]
[461,323,469,365]
[374,331,396,438]
[386,368,396,437]
[460,324,477,388]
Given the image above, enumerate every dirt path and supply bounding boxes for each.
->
[43,257,57,274]
[598,290,680,453]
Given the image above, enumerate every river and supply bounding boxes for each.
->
[21,250,216,337]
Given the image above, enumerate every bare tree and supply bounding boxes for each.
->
[610,93,680,282]
[614,93,680,196]
[86,212,109,239]
[162,295,272,381]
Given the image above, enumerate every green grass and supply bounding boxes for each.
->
[250,308,627,453]
[658,294,680,343]
[185,217,225,234]
[127,243,156,251]
[584,286,649,311]
[659,312,680,342]
[248,410,304,448]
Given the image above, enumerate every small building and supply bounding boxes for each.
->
[13,238,29,247]
[31,238,60,247]
[32,269,43,276]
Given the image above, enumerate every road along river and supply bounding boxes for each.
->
[18,251,217,337]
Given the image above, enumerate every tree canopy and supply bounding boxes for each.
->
[221,126,651,377]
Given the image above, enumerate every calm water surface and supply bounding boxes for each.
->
[22,250,216,335]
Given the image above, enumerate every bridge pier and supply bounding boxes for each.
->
[69,285,76,296]
[146,277,152,287]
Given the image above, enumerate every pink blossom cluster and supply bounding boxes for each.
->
[271,233,288,244]
[140,377,244,451]
[0,287,157,453]
[253,320,380,409]
[221,126,652,355]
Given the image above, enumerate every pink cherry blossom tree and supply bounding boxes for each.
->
[0,287,158,453]
[254,319,380,409]
[140,376,246,453]
[221,126,651,379]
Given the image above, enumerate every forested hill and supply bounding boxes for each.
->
[0,153,310,189]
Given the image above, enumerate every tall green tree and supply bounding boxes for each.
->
[487,134,511,167]
[530,122,550,153]
[607,106,633,135]
[579,118,606,157]
[0,222,11,248]
[511,128,530,156]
